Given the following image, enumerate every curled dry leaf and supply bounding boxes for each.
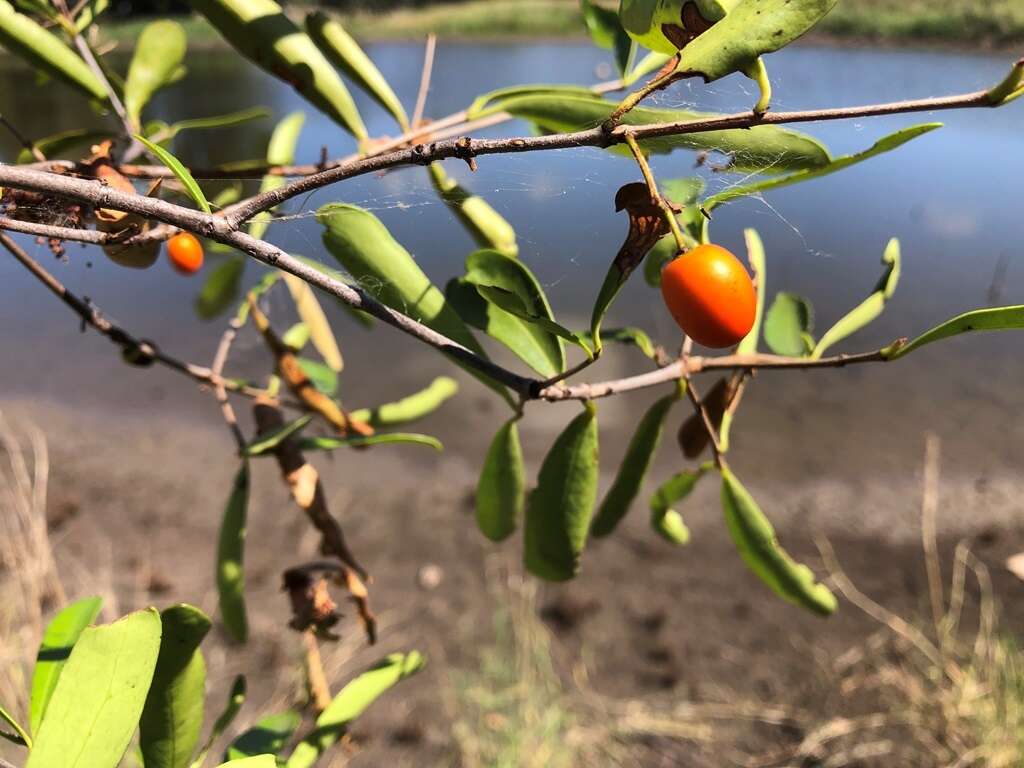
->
[614,182,671,276]
[282,564,376,645]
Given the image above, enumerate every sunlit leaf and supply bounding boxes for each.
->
[216,464,249,643]
[577,326,657,359]
[619,0,734,54]
[125,20,187,124]
[136,135,211,213]
[349,376,458,427]
[735,229,766,356]
[74,0,109,32]
[650,467,709,545]
[285,652,425,768]
[283,273,344,372]
[226,711,300,761]
[476,419,525,542]
[244,415,312,457]
[884,305,1024,360]
[466,84,597,120]
[26,609,163,768]
[720,467,837,614]
[764,292,814,357]
[214,757,275,768]
[282,322,310,351]
[428,163,518,258]
[592,394,675,537]
[248,111,305,241]
[16,128,109,164]
[196,256,245,321]
[580,0,633,76]
[623,50,671,85]
[1,704,29,747]
[524,403,599,581]
[189,676,245,768]
[299,433,443,453]
[475,284,591,357]
[167,107,272,139]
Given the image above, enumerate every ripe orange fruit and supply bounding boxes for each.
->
[166,232,204,275]
[660,244,756,348]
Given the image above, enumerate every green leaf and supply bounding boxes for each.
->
[216,464,250,643]
[735,229,766,356]
[226,711,300,761]
[764,292,814,357]
[619,0,734,54]
[466,84,599,120]
[720,468,837,614]
[244,415,312,457]
[884,305,1024,360]
[215,757,276,768]
[986,58,1024,105]
[644,232,679,287]
[282,322,310,351]
[16,128,109,164]
[136,135,211,214]
[623,49,672,85]
[285,652,425,768]
[580,0,633,76]
[248,111,305,241]
[189,676,246,768]
[140,605,212,768]
[475,284,592,357]
[283,272,344,372]
[1,703,30,747]
[524,403,600,581]
[294,255,374,328]
[305,11,409,130]
[488,91,830,172]
[74,0,109,32]
[196,256,246,321]
[591,394,675,538]
[30,596,103,736]
[298,433,443,453]
[167,107,272,140]
[650,467,709,545]
[812,238,900,359]
[26,609,163,768]
[0,1,108,102]
[125,20,187,125]
[578,326,657,359]
[476,419,525,542]
[428,163,518,258]
[449,249,564,376]
[317,203,508,400]
[661,176,705,206]
[186,0,366,139]
[703,124,942,212]
[349,376,458,427]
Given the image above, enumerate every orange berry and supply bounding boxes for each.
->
[660,244,757,349]
[166,232,204,275]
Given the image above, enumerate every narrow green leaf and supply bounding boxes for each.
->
[136,135,211,213]
[285,652,425,768]
[0,1,108,102]
[349,376,458,427]
[592,395,675,537]
[985,57,1024,105]
[661,177,705,206]
[189,676,246,768]
[428,163,518,258]
[216,464,249,643]
[305,11,409,130]
[282,322,311,351]
[74,0,109,32]
[735,229,766,356]
[812,238,900,359]
[244,415,312,457]
[524,403,600,581]
[247,111,305,241]
[317,203,509,401]
[720,468,837,615]
[294,255,374,328]
[226,711,300,761]
[196,256,245,321]
[476,419,525,542]
[884,305,1024,360]
[764,292,814,357]
[27,609,163,768]
[0,704,30,747]
[186,0,366,138]
[580,0,633,76]
[168,107,272,139]
[650,468,709,545]
[703,124,942,212]
[125,20,187,124]
[299,433,443,453]
[466,84,598,120]
[296,358,338,395]
[623,49,671,85]
[140,605,212,768]
[283,272,344,372]
[577,326,657,359]
[16,128,108,164]
[475,284,592,357]
[215,757,275,768]
[30,596,103,735]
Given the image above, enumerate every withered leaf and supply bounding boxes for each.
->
[678,375,741,458]
[613,182,671,276]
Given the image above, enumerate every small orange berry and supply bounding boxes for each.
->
[166,232,204,275]
[660,244,757,348]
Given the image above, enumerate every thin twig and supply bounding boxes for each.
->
[211,318,247,451]
[411,34,437,129]
[302,630,332,714]
[0,113,45,162]
[623,129,687,252]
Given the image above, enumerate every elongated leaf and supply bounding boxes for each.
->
[196,256,245,320]
[317,203,508,400]
[26,609,163,768]
[215,757,275,768]
[282,323,310,351]
[662,176,705,206]
[30,596,103,736]
[720,468,837,614]
[812,238,899,359]
[226,711,300,761]
[297,358,337,395]
[578,326,657,359]
[168,107,272,139]
[704,124,942,212]
[487,91,830,172]
[285,652,425,768]
[0,1,108,102]
[248,111,305,241]
[524,403,600,581]
[185,0,366,139]
[189,676,246,768]
[735,229,766,356]
[884,305,1024,360]
[592,395,675,537]
[125,20,187,124]
[216,464,249,643]
[283,273,343,372]
[349,376,458,427]
[299,433,443,453]
[475,285,592,356]
[650,467,708,545]
[580,0,633,76]
[467,84,598,120]
[624,49,672,85]
[450,249,564,376]
[1,704,29,747]
[764,292,814,357]
[74,0,109,32]
[295,255,374,328]
[16,128,109,164]
[245,415,312,457]
[305,11,409,130]
[136,135,210,213]
[428,163,518,258]
[140,605,212,768]
[476,419,525,542]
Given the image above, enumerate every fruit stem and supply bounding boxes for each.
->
[622,131,688,253]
